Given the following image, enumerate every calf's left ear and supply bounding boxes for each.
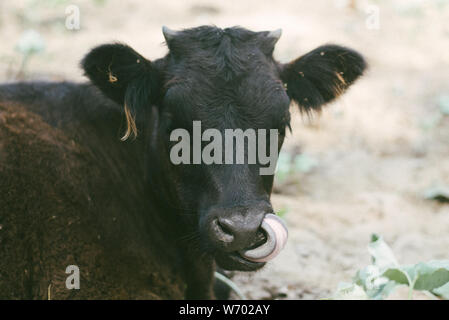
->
[81,43,161,139]
[280,44,367,112]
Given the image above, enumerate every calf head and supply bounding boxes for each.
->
[82,26,366,271]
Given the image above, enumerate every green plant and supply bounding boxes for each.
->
[276,207,289,218]
[14,29,45,78]
[275,151,318,182]
[330,234,449,300]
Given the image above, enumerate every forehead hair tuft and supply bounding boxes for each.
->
[167,26,259,82]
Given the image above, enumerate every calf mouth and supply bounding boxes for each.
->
[214,213,288,271]
[215,251,266,271]
[215,224,268,271]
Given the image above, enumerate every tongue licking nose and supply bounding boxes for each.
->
[240,213,288,263]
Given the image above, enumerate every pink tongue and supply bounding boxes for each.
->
[240,214,288,263]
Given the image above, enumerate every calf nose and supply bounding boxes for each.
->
[209,211,266,252]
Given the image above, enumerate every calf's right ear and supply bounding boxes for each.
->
[280,44,367,112]
[81,43,161,139]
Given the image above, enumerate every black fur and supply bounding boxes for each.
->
[280,44,367,111]
[81,44,162,124]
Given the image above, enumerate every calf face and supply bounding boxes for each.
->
[82,26,366,271]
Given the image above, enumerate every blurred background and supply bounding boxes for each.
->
[1,0,448,299]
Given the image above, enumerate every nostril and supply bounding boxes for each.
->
[212,219,234,243]
[217,219,233,236]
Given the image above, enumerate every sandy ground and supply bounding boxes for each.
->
[1,0,448,299]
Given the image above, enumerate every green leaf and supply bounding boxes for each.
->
[412,261,449,291]
[433,282,449,300]
[333,235,449,300]
[354,264,402,299]
[368,234,399,269]
[331,282,368,300]
[383,260,449,298]
[382,267,410,285]
[372,281,399,299]
[353,236,408,299]
[276,207,289,218]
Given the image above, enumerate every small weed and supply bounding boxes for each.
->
[329,234,449,300]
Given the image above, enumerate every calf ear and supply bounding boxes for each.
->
[81,43,161,139]
[280,44,366,112]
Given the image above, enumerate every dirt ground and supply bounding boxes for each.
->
[1,0,448,299]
